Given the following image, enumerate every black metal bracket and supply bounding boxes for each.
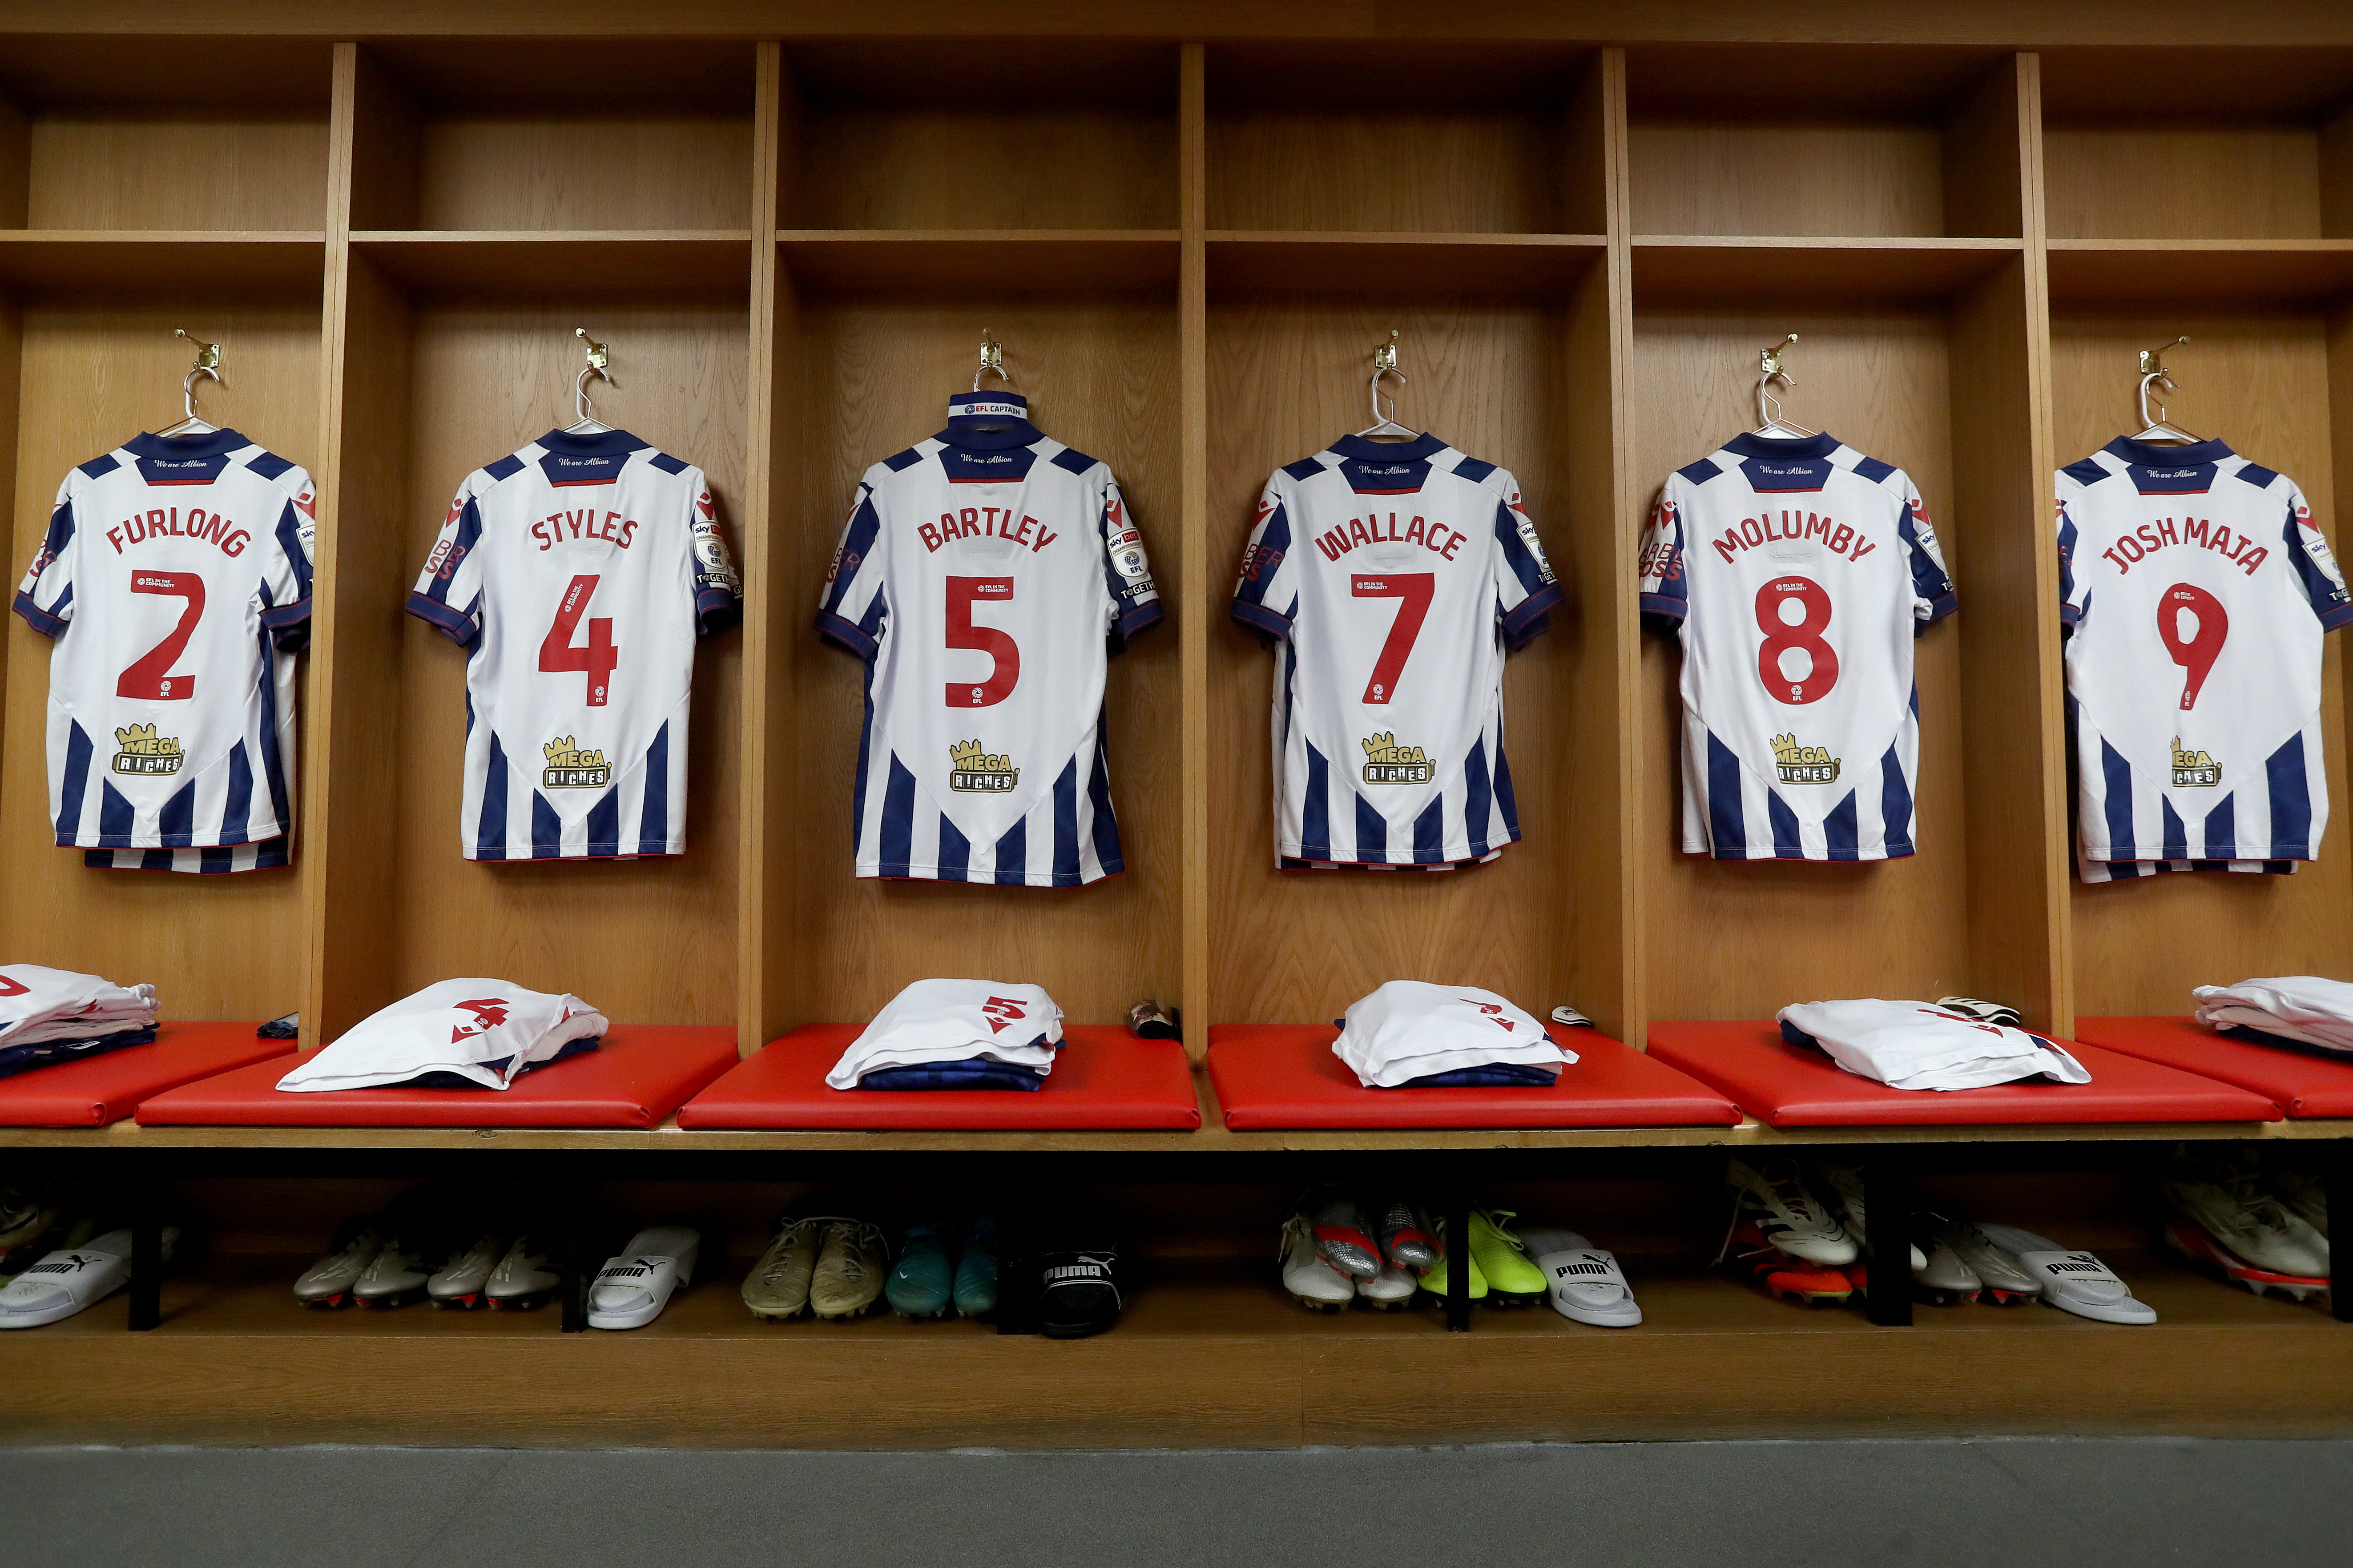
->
[1864,1150,1913,1327]
[1445,1187,1472,1332]
[127,1152,165,1332]
[2329,1139,2351,1326]
[559,1156,590,1332]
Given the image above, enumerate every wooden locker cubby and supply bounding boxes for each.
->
[0,11,2351,1452]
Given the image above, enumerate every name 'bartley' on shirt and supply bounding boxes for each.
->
[919,505,1058,554]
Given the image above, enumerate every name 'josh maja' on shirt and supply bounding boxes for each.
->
[2099,514,2271,577]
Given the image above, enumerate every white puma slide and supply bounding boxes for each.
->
[587,1226,700,1330]
[1515,1225,1642,1327]
[1974,1224,2156,1325]
[0,1226,178,1328]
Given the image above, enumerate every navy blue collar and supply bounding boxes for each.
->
[2104,435,2233,466]
[1329,432,1446,462]
[127,428,246,460]
[1724,430,1839,460]
[538,428,644,458]
[938,420,1042,451]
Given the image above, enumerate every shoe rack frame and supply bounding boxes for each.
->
[1,7,2352,1446]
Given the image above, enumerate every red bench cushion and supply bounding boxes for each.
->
[0,1022,293,1128]
[136,1025,737,1128]
[1205,1024,1740,1130]
[675,1024,1200,1130]
[2074,1015,2353,1119]
[1647,1019,2280,1126]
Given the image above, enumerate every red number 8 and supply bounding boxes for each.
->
[1754,576,1838,705]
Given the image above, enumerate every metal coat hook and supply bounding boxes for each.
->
[974,329,1011,393]
[574,327,614,425]
[1753,333,1814,437]
[2135,335,2198,441]
[1358,329,1414,438]
[159,329,223,436]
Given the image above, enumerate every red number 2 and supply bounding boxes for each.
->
[944,576,1019,707]
[117,570,207,700]
[539,574,620,707]
[1754,575,1839,705]
[2158,582,2228,710]
[1352,573,1434,705]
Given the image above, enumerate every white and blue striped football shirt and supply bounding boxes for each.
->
[407,430,741,861]
[2058,438,2351,882]
[1640,432,1957,862]
[1231,434,1562,869]
[817,393,1162,887]
[13,430,314,874]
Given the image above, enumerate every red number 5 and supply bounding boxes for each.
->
[944,575,1019,707]
[540,574,620,706]
[1754,575,1839,705]
[117,570,206,700]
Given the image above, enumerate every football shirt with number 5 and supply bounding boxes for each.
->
[1639,431,1956,862]
[407,429,741,861]
[816,391,1162,887]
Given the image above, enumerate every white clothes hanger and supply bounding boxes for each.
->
[154,329,223,438]
[563,327,615,434]
[2129,336,2201,444]
[973,328,1014,395]
[1354,329,1418,442]
[1750,334,1817,438]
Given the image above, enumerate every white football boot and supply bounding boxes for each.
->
[1724,1157,1857,1266]
[0,1226,176,1328]
[2266,1160,2329,1246]
[1516,1225,1641,1327]
[1907,1213,1982,1306]
[1280,1212,1355,1311]
[1309,1192,1382,1279]
[0,1180,60,1254]
[588,1226,700,1330]
[1813,1162,1926,1270]
[1355,1257,1418,1311]
[485,1235,560,1310]
[2161,1150,2330,1279]
[294,1220,384,1309]
[1935,1215,2043,1305]
[353,1230,433,1309]
[427,1231,508,1309]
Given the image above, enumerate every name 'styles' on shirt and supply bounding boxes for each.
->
[1231,433,1562,869]
[407,429,741,862]
[2057,437,2350,880]
[1640,431,1956,863]
[12,428,316,874]
[816,392,1163,888]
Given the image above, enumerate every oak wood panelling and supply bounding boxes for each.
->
[1205,292,1587,1027]
[0,235,327,293]
[779,291,1181,1027]
[2053,307,2353,1017]
[1634,308,1972,1021]
[1631,122,1947,239]
[0,299,319,1019]
[1180,45,1211,1048]
[23,115,330,233]
[1209,111,1573,235]
[0,290,18,844]
[2046,125,2329,241]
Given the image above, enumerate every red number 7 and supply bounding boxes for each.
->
[1352,573,1433,705]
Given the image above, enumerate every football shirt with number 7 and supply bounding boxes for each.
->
[816,391,1162,886]
[1230,433,1563,868]
[1638,431,1956,861]
[407,429,741,860]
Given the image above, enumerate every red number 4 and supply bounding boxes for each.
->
[1352,573,1433,705]
[540,574,619,706]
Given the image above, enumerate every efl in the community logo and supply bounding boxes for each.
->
[113,723,184,776]
[949,738,1019,793]
[1361,730,1433,785]
[543,736,612,789]
[2172,736,2221,787]
[1772,732,1841,784]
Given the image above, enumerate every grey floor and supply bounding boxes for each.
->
[4,1439,2348,1566]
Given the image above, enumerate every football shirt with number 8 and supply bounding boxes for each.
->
[1639,431,1956,862]
[407,429,741,861]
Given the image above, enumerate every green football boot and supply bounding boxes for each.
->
[1416,1217,1487,1303]
[886,1220,955,1320]
[954,1214,999,1320]
[1469,1209,1548,1307]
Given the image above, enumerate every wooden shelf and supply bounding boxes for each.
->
[1632,235,2025,305]
[1206,232,1605,292]
[0,232,326,293]
[2047,240,2353,304]
[350,231,753,294]
[776,230,1180,290]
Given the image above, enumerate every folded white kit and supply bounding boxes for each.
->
[1777,998,2090,1092]
[2193,976,2353,1056]
[0,963,158,1049]
[826,978,1064,1090]
[1331,981,1576,1089]
[276,979,608,1092]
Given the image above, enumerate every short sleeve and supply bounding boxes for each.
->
[815,475,890,659]
[1894,474,1957,630]
[256,465,318,651]
[1230,475,1301,642]
[406,482,488,646]
[1488,471,1562,649]
[2280,484,2353,632]
[1096,473,1162,646]
[685,470,743,637]
[12,480,80,639]
[1637,484,1688,633]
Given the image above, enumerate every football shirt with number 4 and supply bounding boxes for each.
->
[407,429,741,860]
[1640,431,1956,862]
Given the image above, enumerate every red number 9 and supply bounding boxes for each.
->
[2158,582,2228,710]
